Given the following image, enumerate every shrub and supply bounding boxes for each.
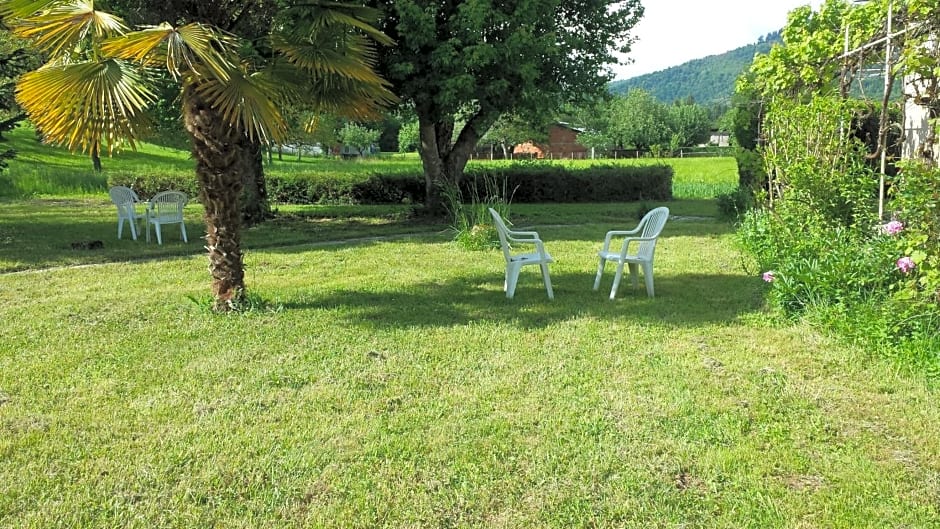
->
[107,170,197,199]
[443,173,511,251]
[264,163,673,205]
[463,163,673,203]
[734,148,766,189]
[716,186,754,220]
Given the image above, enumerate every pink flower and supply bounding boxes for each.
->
[762,271,775,282]
[881,220,904,235]
[896,256,916,274]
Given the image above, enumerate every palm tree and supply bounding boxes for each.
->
[0,0,395,311]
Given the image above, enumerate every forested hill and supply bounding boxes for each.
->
[608,32,781,105]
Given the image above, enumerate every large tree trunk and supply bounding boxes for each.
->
[182,85,248,311]
[415,105,499,214]
[240,139,271,227]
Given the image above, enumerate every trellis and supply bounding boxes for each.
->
[838,0,934,219]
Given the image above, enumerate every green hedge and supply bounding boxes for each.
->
[107,170,197,200]
[469,164,672,203]
[109,163,673,204]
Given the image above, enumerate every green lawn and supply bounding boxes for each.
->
[1,198,937,527]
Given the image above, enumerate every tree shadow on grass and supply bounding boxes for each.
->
[280,270,763,331]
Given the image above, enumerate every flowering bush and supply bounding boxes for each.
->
[881,220,904,235]
[896,256,916,274]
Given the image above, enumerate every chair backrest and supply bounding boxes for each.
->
[636,207,670,260]
[488,208,513,263]
[150,191,188,222]
[109,185,139,206]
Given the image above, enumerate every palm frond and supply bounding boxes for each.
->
[259,56,396,121]
[16,58,155,153]
[190,69,287,144]
[0,0,62,19]
[271,31,384,84]
[12,1,127,56]
[176,23,240,81]
[284,2,393,47]
[102,22,242,83]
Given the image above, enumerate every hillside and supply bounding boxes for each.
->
[609,32,781,105]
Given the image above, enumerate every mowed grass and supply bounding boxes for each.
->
[1,202,938,527]
[0,199,720,273]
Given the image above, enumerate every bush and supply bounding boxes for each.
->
[734,148,766,189]
[716,186,754,220]
[464,163,672,203]
[265,163,673,205]
[107,170,197,199]
[740,207,897,314]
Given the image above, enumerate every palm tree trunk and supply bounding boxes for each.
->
[240,139,271,227]
[182,85,247,311]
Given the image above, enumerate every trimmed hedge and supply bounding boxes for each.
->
[471,164,672,203]
[107,170,197,200]
[109,163,673,204]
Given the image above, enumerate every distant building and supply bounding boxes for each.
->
[514,123,588,159]
[707,130,730,147]
[902,76,939,164]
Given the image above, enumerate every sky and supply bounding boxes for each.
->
[612,0,825,80]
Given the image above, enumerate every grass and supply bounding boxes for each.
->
[2,135,934,527]
[0,199,720,273]
[1,197,938,527]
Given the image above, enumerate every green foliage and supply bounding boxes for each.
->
[371,0,644,206]
[441,173,511,251]
[734,148,767,189]
[607,89,671,151]
[107,170,198,199]
[339,122,381,155]
[397,119,419,153]
[716,187,754,220]
[764,96,879,228]
[890,161,940,303]
[262,163,673,205]
[739,208,897,311]
[666,101,711,148]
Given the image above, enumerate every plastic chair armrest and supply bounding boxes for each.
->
[618,236,658,256]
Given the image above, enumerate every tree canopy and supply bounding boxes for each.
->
[369,0,643,210]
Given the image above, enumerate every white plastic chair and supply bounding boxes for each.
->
[108,185,146,240]
[146,190,189,244]
[488,207,554,300]
[593,206,670,299]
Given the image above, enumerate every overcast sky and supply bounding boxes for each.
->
[612,0,825,80]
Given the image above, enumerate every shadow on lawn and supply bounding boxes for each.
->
[282,270,762,330]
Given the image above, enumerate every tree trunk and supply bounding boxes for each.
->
[91,140,102,173]
[415,106,499,215]
[182,85,248,312]
[240,139,271,227]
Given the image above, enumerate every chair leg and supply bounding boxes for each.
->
[505,263,521,299]
[642,262,655,297]
[610,262,626,300]
[117,217,124,239]
[180,222,188,243]
[593,258,606,290]
[540,263,554,300]
[155,223,163,245]
[128,218,138,241]
[628,263,639,289]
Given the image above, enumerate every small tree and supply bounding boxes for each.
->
[339,122,380,156]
